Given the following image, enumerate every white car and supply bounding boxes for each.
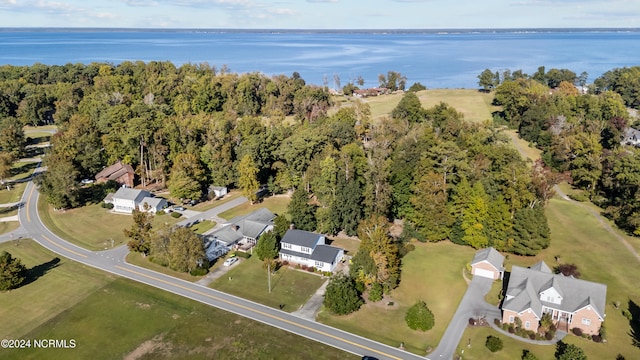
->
[223,257,239,266]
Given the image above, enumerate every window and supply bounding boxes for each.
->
[315,261,324,268]
[302,247,311,254]
[282,243,292,250]
[525,321,531,329]
[508,316,515,323]
[582,318,591,325]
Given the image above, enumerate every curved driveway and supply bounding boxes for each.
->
[429,276,500,359]
[10,178,423,360]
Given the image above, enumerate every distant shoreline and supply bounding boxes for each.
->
[1,27,639,34]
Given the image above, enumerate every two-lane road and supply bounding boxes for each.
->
[17,179,426,360]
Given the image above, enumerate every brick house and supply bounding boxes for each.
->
[95,160,135,188]
[501,261,607,335]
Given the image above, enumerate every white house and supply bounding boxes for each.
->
[208,185,228,199]
[279,229,344,272]
[109,188,167,214]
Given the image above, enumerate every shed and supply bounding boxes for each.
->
[470,247,505,280]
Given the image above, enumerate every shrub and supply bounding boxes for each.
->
[508,325,515,333]
[572,327,583,336]
[528,331,536,340]
[485,335,503,352]
[306,266,314,272]
[300,264,308,270]
[554,263,580,278]
[405,300,435,331]
[190,267,209,276]
[592,335,602,343]
[170,211,181,218]
[469,318,477,326]
[156,210,165,215]
[234,252,251,259]
[368,282,383,302]
[323,274,363,315]
[281,260,289,266]
[101,202,114,209]
[494,318,501,326]
[545,332,554,340]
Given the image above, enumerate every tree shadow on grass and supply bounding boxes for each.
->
[629,299,640,348]
[22,257,60,287]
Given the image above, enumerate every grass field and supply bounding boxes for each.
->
[125,252,204,282]
[360,89,497,123]
[318,241,476,356]
[2,278,356,360]
[39,199,181,251]
[217,195,290,220]
[210,255,326,312]
[0,239,116,340]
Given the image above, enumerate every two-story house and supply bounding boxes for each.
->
[279,229,344,272]
[502,261,607,335]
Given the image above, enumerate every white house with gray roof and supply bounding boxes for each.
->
[109,188,167,214]
[501,261,607,335]
[279,229,344,272]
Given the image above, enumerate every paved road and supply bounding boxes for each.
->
[429,275,500,359]
[176,196,248,228]
[10,178,423,360]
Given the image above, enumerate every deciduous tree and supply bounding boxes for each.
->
[0,251,26,291]
[323,274,362,315]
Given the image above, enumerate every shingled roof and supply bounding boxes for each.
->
[503,263,607,320]
[471,247,505,271]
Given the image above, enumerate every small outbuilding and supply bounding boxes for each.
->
[470,247,505,280]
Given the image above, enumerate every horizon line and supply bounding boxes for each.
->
[1,27,639,32]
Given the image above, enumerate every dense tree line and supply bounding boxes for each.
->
[493,73,640,235]
[2,62,558,251]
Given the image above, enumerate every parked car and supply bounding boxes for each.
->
[173,205,185,211]
[223,257,239,267]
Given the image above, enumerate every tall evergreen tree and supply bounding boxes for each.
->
[0,251,27,291]
[288,186,317,231]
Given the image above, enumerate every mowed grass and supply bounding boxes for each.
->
[458,196,640,359]
[217,195,290,220]
[318,241,476,356]
[360,89,497,123]
[0,221,20,234]
[39,198,181,251]
[0,239,116,340]
[3,277,356,360]
[210,255,326,312]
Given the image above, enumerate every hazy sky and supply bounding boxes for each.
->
[0,0,638,29]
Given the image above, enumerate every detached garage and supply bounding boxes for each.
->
[471,247,505,280]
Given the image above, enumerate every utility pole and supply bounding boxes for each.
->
[268,261,271,293]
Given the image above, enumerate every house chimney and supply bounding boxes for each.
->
[233,225,240,231]
[289,223,295,230]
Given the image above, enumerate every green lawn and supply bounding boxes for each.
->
[3,277,356,360]
[210,255,326,312]
[359,89,497,124]
[0,221,20,234]
[217,195,290,220]
[327,236,360,257]
[0,182,25,204]
[0,239,116,340]
[38,198,181,251]
[318,241,476,356]
[190,219,216,234]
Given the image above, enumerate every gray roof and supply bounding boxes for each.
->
[207,227,244,245]
[281,229,322,249]
[208,208,275,245]
[310,245,343,264]
[279,247,311,260]
[503,264,607,320]
[471,247,504,271]
[140,197,167,209]
[113,188,151,202]
[530,261,552,273]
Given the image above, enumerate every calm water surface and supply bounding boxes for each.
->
[0,29,638,88]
